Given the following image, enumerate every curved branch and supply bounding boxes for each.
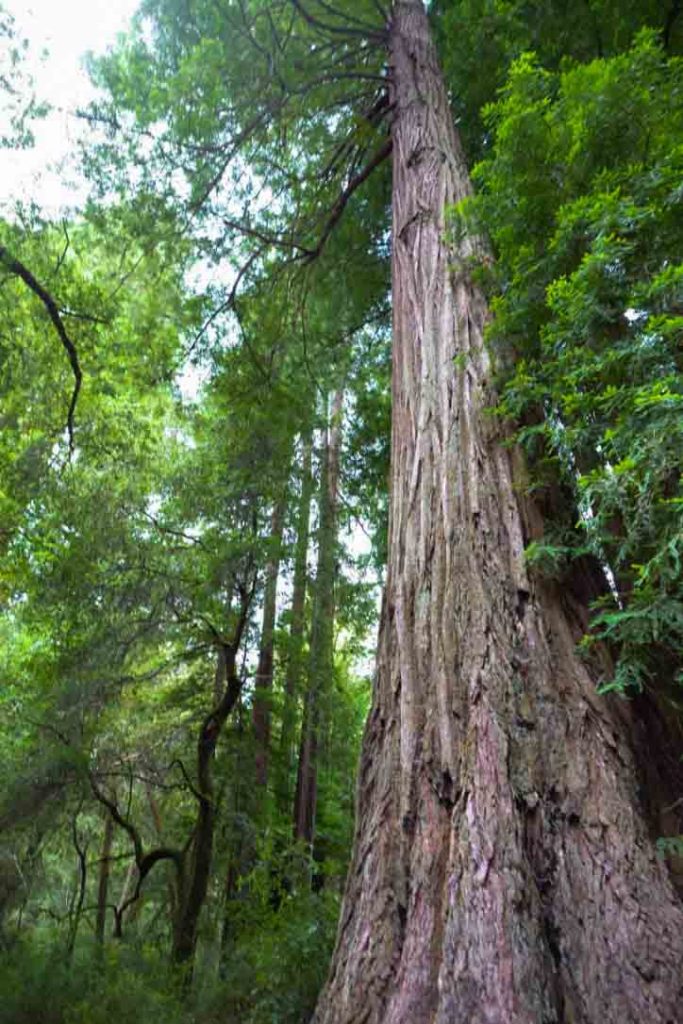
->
[0,244,82,453]
[117,846,183,922]
[304,136,392,262]
[89,770,184,933]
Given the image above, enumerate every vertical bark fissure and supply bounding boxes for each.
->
[314,3,683,1023]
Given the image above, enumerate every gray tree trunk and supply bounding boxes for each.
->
[313,3,683,1022]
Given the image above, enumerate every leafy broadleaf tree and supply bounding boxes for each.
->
[80,2,683,1021]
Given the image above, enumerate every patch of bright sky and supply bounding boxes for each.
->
[1,0,140,213]
[1,0,379,658]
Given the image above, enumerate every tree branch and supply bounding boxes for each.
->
[0,244,82,453]
[304,136,392,262]
[88,770,184,933]
[290,0,386,41]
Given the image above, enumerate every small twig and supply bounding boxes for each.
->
[53,222,70,277]
[58,307,111,326]
[169,759,204,803]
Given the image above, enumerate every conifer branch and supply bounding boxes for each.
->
[290,0,387,42]
[304,136,392,261]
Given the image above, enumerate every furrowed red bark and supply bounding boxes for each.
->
[294,391,343,848]
[313,3,683,1022]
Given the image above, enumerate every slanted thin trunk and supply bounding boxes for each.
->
[95,811,114,946]
[277,432,314,811]
[314,4,683,1022]
[294,391,343,849]
[253,488,288,793]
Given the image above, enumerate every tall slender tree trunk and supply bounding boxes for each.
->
[95,811,114,946]
[313,4,683,1022]
[278,432,314,812]
[294,391,343,849]
[253,487,288,793]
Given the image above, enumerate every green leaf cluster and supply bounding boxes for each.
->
[465,30,683,693]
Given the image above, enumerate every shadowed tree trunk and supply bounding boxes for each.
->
[253,486,288,794]
[172,590,253,972]
[66,808,87,961]
[278,432,314,812]
[95,810,114,946]
[294,391,343,849]
[313,3,683,1022]
[92,584,254,979]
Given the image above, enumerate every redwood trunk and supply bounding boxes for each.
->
[313,4,683,1022]
[253,488,287,792]
[277,432,314,811]
[294,391,343,848]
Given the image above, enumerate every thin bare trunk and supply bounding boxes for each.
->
[253,488,288,793]
[66,811,87,960]
[172,587,253,975]
[294,391,343,849]
[95,811,114,945]
[314,4,683,1022]
[278,432,314,811]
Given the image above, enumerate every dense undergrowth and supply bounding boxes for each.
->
[1,889,339,1024]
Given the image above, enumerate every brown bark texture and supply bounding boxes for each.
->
[294,390,343,847]
[313,3,683,1023]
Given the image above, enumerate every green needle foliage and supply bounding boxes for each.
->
[457,30,683,695]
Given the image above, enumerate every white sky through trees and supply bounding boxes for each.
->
[1,0,139,211]
[0,0,376,566]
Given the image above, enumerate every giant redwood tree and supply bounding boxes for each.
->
[83,0,683,1019]
[314,4,683,1022]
